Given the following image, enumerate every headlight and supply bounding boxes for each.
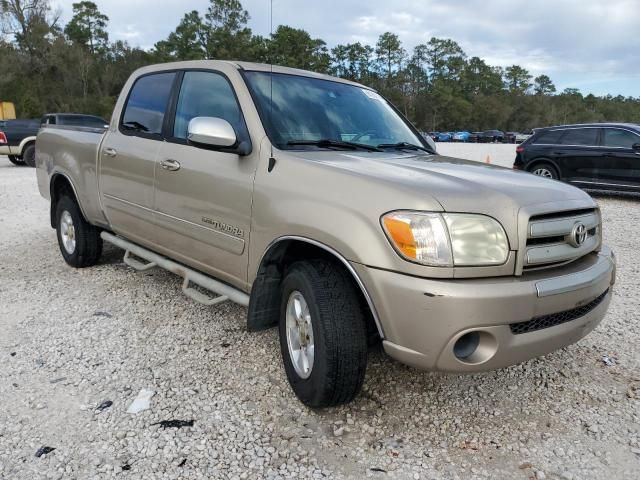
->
[382,211,509,267]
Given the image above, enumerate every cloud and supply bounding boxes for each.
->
[49,0,639,96]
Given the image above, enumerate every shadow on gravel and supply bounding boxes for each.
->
[99,243,125,265]
[588,191,640,202]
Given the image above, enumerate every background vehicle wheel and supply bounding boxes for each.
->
[7,155,25,166]
[279,259,368,408]
[22,144,36,167]
[55,196,103,267]
[529,162,559,180]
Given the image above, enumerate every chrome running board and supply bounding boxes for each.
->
[101,232,249,307]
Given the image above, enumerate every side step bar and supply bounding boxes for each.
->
[101,232,250,307]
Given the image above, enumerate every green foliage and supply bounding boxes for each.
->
[153,11,207,61]
[64,1,109,54]
[1,0,639,131]
[266,25,329,72]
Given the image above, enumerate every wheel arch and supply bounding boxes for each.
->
[17,136,36,155]
[49,173,88,228]
[247,236,384,339]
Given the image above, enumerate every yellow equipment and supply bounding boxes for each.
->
[0,102,17,120]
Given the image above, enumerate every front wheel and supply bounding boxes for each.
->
[279,260,368,408]
[7,155,25,166]
[55,196,103,267]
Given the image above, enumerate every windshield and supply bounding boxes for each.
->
[244,71,429,151]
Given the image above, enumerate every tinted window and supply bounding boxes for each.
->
[602,128,640,148]
[173,71,243,139]
[122,72,176,135]
[244,71,425,149]
[59,115,107,127]
[59,115,85,126]
[559,128,598,146]
[533,129,563,144]
[81,116,108,128]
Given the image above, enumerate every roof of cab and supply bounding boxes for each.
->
[131,60,370,89]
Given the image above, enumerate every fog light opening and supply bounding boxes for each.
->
[453,330,498,365]
[453,332,480,360]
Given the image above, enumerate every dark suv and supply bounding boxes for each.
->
[513,123,640,193]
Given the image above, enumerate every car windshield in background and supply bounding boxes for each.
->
[243,71,430,152]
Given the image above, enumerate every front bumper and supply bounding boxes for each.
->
[352,246,615,372]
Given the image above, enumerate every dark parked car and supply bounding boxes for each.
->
[504,132,518,144]
[477,130,504,143]
[513,123,640,193]
[0,118,40,166]
[1,113,109,167]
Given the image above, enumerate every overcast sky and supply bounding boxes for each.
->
[50,0,640,97]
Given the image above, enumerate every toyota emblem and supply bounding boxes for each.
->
[569,222,587,247]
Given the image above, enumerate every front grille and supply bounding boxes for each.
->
[523,208,600,270]
[509,289,609,335]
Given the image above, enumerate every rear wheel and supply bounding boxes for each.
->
[7,155,25,166]
[279,259,368,408]
[22,144,36,167]
[530,162,559,180]
[55,196,103,267]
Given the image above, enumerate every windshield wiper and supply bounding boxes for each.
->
[376,142,433,153]
[122,121,150,132]
[287,139,382,152]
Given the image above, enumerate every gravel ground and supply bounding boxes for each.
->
[1,149,639,480]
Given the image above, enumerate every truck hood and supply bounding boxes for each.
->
[285,150,596,247]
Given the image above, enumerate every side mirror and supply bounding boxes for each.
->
[188,117,237,148]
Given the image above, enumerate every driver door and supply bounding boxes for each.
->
[153,70,258,289]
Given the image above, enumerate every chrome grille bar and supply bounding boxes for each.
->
[524,209,600,269]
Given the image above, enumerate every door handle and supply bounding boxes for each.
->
[103,147,117,157]
[160,159,181,171]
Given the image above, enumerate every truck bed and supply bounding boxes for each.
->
[36,125,108,228]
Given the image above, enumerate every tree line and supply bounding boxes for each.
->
[1,0,639,132]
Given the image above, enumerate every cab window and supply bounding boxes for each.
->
[602,128,640,149]
[173,71,244,140]
[121,72,176,136]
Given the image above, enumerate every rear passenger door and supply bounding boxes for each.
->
[555,127,601,182]
[153,70,258,289]
[99,71,177,246]
[600,127,640,191]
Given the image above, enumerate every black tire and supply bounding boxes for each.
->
[22,144,36,167]
[279,259,368,408]
[7,155,25,166]
[55,196,103,268]
[529,161,559,180]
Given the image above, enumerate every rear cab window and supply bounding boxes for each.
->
[120,72,176,138]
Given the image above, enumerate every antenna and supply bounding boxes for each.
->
[269,0,274,158]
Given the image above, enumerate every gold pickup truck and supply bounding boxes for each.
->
[35,61,616,407]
